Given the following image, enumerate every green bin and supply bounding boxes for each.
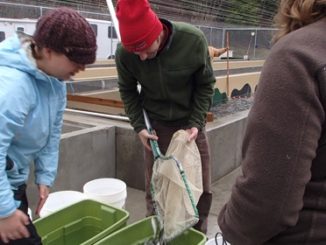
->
[93,216,206,245]
[34,199,129,245]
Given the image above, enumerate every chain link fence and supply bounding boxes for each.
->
[0,1,277,60]
[0,1,111,20]
[199,25,277,60]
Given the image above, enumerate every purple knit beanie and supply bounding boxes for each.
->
[33,7,97,64]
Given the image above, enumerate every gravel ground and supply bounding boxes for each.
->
[210,96,255,118]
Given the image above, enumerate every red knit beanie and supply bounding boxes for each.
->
[34,7,97,64]
[116,0,163,52]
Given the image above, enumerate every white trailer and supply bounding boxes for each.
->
[0,17,37,40]
[0,17,119,59]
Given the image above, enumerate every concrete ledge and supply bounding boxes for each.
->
[207,111,248,182]
[115,110,249,190]
[116,127,145,190]
[27,110,248,211]
[27,124,116,210]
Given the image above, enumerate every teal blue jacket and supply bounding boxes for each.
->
[0,33,66,218]
[115,19,215,132]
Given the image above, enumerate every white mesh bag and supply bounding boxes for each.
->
[151,129,203,241]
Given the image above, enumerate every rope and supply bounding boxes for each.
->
[215,232,229,245]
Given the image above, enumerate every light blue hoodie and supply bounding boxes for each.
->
[0,33,66,218]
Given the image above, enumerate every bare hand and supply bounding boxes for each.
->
[186,127,198,142]
[0,210,30,243]
[35,184,49,216]
[138,129,159,151]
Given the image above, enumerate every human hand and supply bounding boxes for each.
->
[35,184,49,216]
[138,129,159,151]
[186,127,198,142]
[0,210,30,243]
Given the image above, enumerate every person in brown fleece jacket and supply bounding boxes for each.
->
[218,0,326,244]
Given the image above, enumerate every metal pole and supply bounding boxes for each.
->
[222,28,226,48]
[106,0,121,41]
[226,32,230,97]
[65,108,130,122]
[253,29,257,59]
[210,27,212,45]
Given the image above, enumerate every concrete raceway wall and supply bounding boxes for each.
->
[27,110,248,212]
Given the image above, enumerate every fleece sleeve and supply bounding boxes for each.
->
[218,37,325,244]
[116,47,146,133]
[188,35,215,129]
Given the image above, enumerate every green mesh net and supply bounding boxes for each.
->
[143,110,203,242]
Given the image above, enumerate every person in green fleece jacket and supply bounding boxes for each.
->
[218,0,326,244]
[0,8,96,244]
[115,0,215,234]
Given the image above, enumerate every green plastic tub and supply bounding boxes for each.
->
[34,199,129,245]
[93,216,206,245]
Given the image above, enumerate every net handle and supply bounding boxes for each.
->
[143,109,162,159]
[106,0,121,41]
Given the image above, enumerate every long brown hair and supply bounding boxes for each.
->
[273,0,326,43]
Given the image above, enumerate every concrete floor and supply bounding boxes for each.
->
[124,166,242,240]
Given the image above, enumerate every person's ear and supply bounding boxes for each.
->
[42,47,53,59]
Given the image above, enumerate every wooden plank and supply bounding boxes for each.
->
[73,67,117,80]
[67,94,124,108]
[68,94,214,123]
[74,60,264,81]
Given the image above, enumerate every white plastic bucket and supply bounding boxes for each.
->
[83,178,127,209]
[39,190,86,218]
[205,237,231,245]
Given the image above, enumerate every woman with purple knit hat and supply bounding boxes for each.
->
[0,7,96,244]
